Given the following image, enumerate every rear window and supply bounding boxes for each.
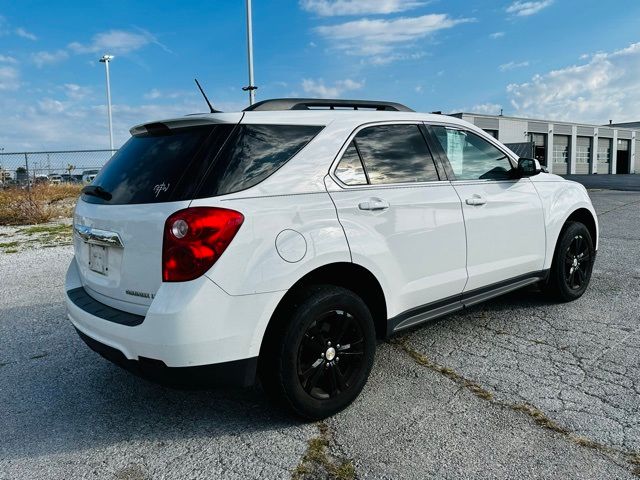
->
[83,123,322,205]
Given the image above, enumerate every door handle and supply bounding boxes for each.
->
[465,195,487,206]
[359,198,389,211]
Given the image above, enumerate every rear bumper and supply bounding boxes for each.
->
[65,257,285,378]
[75,328,258,387]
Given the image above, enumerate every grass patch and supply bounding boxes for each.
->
[0,184,81,225]
[293,421,355,480]
[18,223,70,236]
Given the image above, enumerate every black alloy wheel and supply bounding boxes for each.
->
[259,285,376,419]
[297,309,365,400]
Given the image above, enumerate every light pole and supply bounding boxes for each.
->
[243,0,257,105]
[99,54,114,151]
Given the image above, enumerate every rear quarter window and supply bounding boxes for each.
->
[195,124,323,198]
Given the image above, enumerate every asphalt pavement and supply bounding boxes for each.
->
[562,174,640,191]
[1,189,639,479]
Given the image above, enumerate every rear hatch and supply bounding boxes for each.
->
[73,115,240,314]
[73,114,323,314]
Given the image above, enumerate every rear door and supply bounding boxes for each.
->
[326,123,467,322]
[426,124,546,292]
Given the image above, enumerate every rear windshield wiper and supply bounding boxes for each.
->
[81,185,112,201]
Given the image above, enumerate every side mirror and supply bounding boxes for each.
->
[516,157,542,177]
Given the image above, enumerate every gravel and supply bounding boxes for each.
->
[1,189,638,479]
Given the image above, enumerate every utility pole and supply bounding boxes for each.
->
[243,0,257,105]
[99,54,115,151]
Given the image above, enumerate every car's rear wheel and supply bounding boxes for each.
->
[259,285,376,419]
[546,221,595,302]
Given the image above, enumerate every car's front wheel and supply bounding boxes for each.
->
[260,285,376,419]
[546,221,595,302]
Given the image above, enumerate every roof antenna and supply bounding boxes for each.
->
[194,78,217,113]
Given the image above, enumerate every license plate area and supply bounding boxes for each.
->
[88,243,108,275]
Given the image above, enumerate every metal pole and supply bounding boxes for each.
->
[245,0,256,105]
[104,58,114,150]
[24,153,30,192]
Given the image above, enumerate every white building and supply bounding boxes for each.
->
[450,113,638,175]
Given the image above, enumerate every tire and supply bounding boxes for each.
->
[545,221,595,302]
[259,285,376,420]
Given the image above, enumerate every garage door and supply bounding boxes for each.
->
[597,138,612,174]
[575,137,591,174]
[553,135,570,175]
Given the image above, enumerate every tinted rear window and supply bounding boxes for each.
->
[83,125,232,205]
[83,123,322,205]
[195,124,322,197]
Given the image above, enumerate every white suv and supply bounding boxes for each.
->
[66,98,598,419]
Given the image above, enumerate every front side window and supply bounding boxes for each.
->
[352,124,439,185]
[432,127,512,181]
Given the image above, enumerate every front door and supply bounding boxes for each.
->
[326,123,468,318]
[427,125,546,292]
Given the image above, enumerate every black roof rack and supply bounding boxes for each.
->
[244,98,414,112]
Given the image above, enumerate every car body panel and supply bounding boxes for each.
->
[324,176,467,318]
[530,175,599,268]
[451,178,546,291]
[189,191,351,295]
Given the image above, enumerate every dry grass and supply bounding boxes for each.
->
[0,184,82,225]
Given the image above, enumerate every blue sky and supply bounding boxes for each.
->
[1,0,640,150]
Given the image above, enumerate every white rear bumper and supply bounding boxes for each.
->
[65,258,285,368]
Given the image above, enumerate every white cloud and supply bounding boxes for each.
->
[0,94,217,151]
[68,29,169,55]
[0,66,19,91]
[506,42,640,123]
[499,60,529,71]
[471,103,503,115]
[15,27,37,40]
[0,54,17,64]
[315,14,473,57]
[506,0,553,17]
[300,0,424,16]
[301,78,364,98]
[143,88,193,100]
[31,49,69,68]
[415,85,424,93]
[490,31,505,39]
[63,83,92,100]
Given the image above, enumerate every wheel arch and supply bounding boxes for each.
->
[258,262,388,361]
[565,208,597,247]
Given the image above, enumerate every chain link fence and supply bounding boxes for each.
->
[0,149,116,187]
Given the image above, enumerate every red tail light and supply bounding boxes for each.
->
[162,207,244,282]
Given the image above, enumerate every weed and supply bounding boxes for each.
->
[0,184,81,225]
[293,421,356,480]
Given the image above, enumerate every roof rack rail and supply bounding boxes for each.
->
[244,98,414,112]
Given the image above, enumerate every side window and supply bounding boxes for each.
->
[335,142,367,185]
[354,124,439,185]
[432,127,513,181]
[197,124,322,197]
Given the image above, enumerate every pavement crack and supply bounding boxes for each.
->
[292,421,356,480]
[392,337,640,477]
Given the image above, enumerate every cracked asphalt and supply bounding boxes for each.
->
[1,189,639,479]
